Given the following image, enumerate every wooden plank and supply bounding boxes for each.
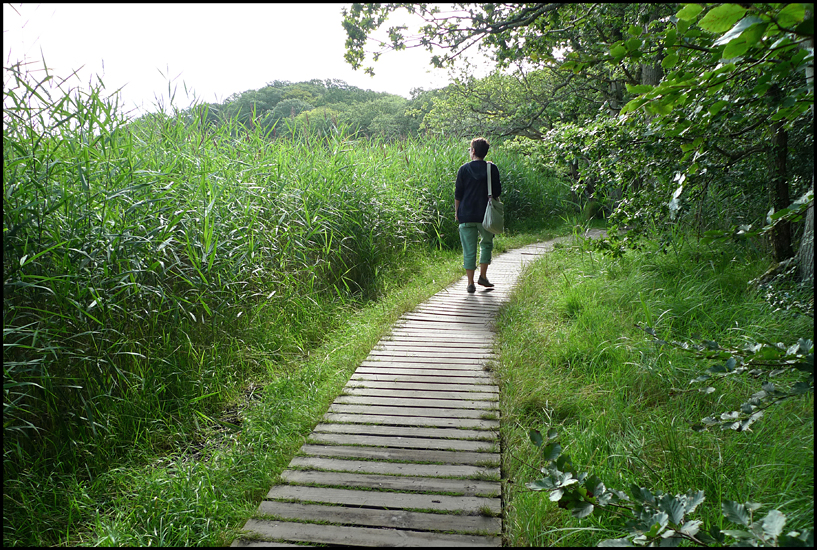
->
[368,349,495,359]
[353,367,492,378]
[299,444,500,466]
[281,470,500,497]
[239,519,500,547]
[255,501,501,534]
[266,486,501,515]
[360,359,489,369]
[394,322,494,333]
[312,423,497,441]
[328,404,498,419]
[347,379,497,393]
[402,313,492,325]
[289,456,499,478]
[388,330,493,341]
[384,334,490,344]
[365,355,491,365]
[378,339,492,349]
[350,373,495,385]
[387,331,491,343]
[346,379,497,393]
[307,433,495,452]
[343,387,497,401]
[322,413,499,430]
[335,395,496,410]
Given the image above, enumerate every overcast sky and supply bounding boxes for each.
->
[3,3,475,118]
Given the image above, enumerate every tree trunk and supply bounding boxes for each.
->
[796,184,814,283]
[770,121,793,261]
[796,33,814,283]
[640,60,663,86]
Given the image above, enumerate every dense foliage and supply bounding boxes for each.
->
[190,78,438,140]
[344,2,814,267]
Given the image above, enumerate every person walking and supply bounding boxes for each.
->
[455,137,501,293]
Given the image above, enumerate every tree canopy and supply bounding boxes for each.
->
[343,2,814,269]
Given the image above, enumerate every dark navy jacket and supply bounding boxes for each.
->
[455,160,501,224]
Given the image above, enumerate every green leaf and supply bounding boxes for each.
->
[526,479,555,491]
[713,16,765,45]
[709,100,729,115]
[795,16,813,36]
[762,510,786,539]
[677,4,704,21]
[570,500,595,519]
[530,429,544,447]
[723,501,750,526]
[681,520,703,536]
[547,428,558,440]
[662,53,679,70]
[626,38,642,52]
[610,44,628,59]
[722,38,750,59]
[626,83,654,94]
[660,496,685,525]
[699,5,748,33]
[542,442,562,461]
[742,22,769,45]
[628,25,643,36]
[777,4,806,29]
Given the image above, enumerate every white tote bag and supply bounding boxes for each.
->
[482,161,504,234]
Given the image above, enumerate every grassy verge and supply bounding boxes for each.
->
[497,234,814,546]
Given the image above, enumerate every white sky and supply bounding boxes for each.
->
[3,3,483,119]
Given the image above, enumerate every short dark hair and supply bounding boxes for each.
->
[471,137,489,159]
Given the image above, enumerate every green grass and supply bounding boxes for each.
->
[496,235,814,546]
[3,62,572,546]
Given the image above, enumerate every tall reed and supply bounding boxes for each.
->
[3,62,571,545]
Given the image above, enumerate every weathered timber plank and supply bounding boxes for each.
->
[255,501,501,534]
[368,349,495,359]
[289,456,499,478]
[231,539,309,548]
[386,331,490,343]
[266,486,501,514]
[299,444,500,466]
[353,367,492,378]
[312,423,497,440]
[360,360,489,369]
[343,387,497,401]
[350,373,495,385]
[328,404,497,419]
[334,395,497,410]
[239,519,500,547]
[307,432,495,452]
[346,379,497,393]
[364,355,490,365]
[378,339,493,349]
[401,313,492,325]
[321,413,499,430]
[394,322,494,333]
[281,470,500,497]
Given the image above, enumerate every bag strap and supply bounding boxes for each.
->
[486,161,493,198]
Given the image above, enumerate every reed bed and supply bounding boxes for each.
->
[3,64,570,545]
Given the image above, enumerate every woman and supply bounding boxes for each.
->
[454,137,501,293]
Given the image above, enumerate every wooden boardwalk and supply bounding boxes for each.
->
[232,241,562,547]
